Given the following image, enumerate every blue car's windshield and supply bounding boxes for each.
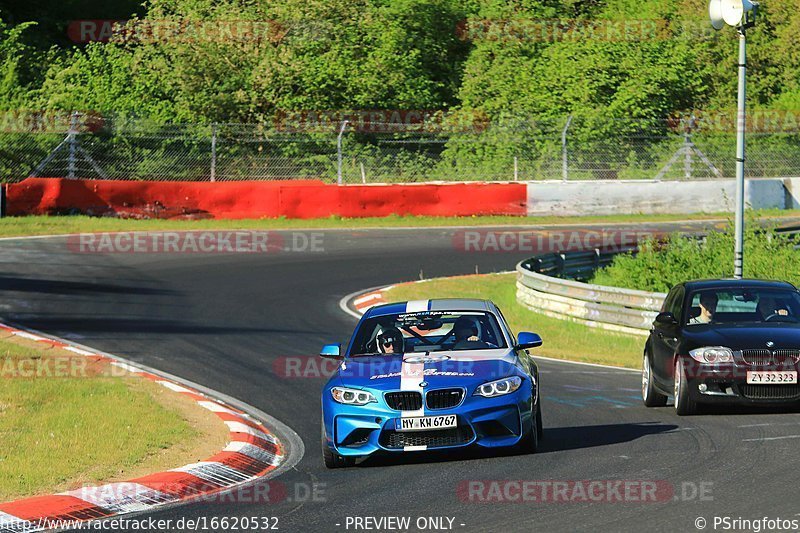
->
[349,311,508,356]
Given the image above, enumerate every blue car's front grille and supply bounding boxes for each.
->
[426,388,464,409]
[385,391,423,411]
[380,426,474,449]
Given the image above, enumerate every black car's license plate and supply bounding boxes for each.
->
[746,371,798,384]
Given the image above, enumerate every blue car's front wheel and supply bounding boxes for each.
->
[515,399,541,454]
[322,421,355,469]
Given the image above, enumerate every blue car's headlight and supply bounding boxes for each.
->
[331,386,377,405]
[474,376,522,398]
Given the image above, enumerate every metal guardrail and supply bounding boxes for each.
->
[775,223,800,249]
[516,222,800,335]
[516,249,667,336]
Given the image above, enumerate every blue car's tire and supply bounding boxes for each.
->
[535,400,544,439]
[515,400,540,454]
[322,422,355,468]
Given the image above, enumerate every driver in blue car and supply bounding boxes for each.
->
[377,327,404,354]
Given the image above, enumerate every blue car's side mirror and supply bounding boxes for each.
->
[516,332,543,350]
[320,343,342,359]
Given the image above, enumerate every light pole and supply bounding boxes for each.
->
[709,0,758,279]
[337,120,350,185]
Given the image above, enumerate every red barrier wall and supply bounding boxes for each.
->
[7,178,526,219]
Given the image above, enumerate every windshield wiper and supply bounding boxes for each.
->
[349,352,399,358]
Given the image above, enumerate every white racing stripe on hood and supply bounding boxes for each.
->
[399,354,427,451]
[399,357,425,418]
[405,300,429,313]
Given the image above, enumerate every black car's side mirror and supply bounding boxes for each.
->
[654,312,678,326]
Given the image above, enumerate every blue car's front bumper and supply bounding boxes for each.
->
[322,382,534,458]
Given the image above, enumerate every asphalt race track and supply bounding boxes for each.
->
[2,222,800,533]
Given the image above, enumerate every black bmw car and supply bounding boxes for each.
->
[642,279,800,415]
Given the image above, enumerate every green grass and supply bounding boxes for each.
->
[592,213,800,292]
[0,338,197,500]
[384,273,643,368]
[1,210,798,237]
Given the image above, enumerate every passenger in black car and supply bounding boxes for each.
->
[689,292,718,324]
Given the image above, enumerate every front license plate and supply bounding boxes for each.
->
[395,415,457,432]
[746,371,798,384]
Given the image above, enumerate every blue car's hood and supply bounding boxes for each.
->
[337,349,521,391]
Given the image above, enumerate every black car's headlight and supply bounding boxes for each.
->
[331,386,377,405]
[474,376,522,398]
[689,346,733,364]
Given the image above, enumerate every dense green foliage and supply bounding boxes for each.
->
[591,219,800,292]
[1,0,800,123]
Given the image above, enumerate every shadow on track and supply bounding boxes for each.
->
[0,276,173,296]
[351,422,677,468]
[7,316,318,336]
[537,422,678,453]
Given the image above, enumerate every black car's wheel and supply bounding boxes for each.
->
[674,358,699,416]
[642,352,667,407]
[322,422,355,469]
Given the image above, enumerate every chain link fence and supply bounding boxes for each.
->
[2,113,800,183]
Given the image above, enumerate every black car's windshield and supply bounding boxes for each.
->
[685,288,800,326]
[349,311,507,356]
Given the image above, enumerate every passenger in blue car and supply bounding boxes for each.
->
[452,316,495,350]
[377,327,404,354]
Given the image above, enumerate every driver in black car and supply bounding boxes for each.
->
[377,327,404,354]
[757,296,790,320]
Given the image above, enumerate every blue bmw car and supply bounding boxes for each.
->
[320,298,543,468]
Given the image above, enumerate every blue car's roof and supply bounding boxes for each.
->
[363,298,496,319]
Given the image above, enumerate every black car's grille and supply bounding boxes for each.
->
[385,391,423,411]
[775,350,800,364]
[380,426,474,449]
[739,349,773,366]
[426,388,464,410]
[738,350,800,367]
[741,384,800,400]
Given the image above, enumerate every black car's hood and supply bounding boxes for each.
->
[683,323,800,350]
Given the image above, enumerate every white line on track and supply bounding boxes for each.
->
[738,421,800,428]
[742,434,800,442]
